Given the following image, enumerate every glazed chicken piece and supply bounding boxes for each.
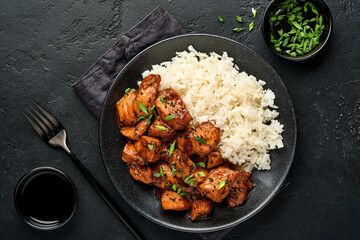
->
[172,128,195,157]
[152,162,194,195]
[122,142,148,165]
[152,162,180,189]
[190,122,220,156]
[198,166,239,202]
[228,170,253,207]
[169,149,208,187]
[161,191,191,211]
[155,88,192,130]
[134,136,162,163]
[129,164,153,184]
[170,149,196,184]
[190,198,213,221]
[134,74,161,117]
[207,152,224,169]
[148,116,176,141]
[120,119,148,141]
[116,89,138,126]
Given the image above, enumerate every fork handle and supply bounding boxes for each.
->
[66,151,144,240]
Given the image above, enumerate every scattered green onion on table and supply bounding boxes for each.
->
[269,0,325,57]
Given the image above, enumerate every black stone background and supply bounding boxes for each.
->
[1,0,359,239]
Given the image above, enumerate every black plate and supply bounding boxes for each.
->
[99,34,297,233]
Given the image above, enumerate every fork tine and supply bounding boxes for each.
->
[33,101,62,129]
[26,108,51,137]
[23,111,47,140]
[30,104,54,134]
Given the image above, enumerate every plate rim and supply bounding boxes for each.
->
[99,33,297,233]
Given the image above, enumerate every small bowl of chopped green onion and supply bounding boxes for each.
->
[262,0,332,61]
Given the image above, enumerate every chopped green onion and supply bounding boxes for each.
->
[148,144,154,150]
[136,100,148,114]
[166,115,175,120]
[137,115,146,121]
[199,171,206,177]
[288,14,296,21]
[236,15,243,23]
[153,173,161,177]
[169,140,176,156]
[125,88,130,94]
[218,16,224,23]
[177,188,182,194]
[198,162,206,168]
[291,21,303,30]
[159,166,164,177]
[218,180,226,189]
[270,16,277,22]
[249,21,254,31]
[195,137,207,144]
[184,174,194,183]
[172,184,177,191]
[155,125,167,131]
[233,28,244,32]
[278,15,285,20]
[303,4,308,12]
[147,114,153,126]
[251,7,257,18]
[179,192,188,196]
[172,165,176,176]
[151,105,157,116]
[159,96,167,104]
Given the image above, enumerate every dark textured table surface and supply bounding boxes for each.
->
[1,0,359,239]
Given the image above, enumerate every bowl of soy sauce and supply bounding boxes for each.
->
[262,0,332,61]
[14,167,77,230]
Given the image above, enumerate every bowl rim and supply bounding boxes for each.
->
[99,33,297,233]
[261,0,333,61]
[13,166,77,231]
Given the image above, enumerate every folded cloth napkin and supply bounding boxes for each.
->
[73,6,234,240]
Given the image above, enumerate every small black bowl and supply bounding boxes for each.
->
[262,0,333,61]
[14,167,77,230]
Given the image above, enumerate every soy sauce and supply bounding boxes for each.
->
[15,168,76,229]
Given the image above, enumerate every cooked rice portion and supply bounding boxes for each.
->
[142,46,284,172]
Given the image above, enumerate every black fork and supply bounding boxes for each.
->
[23,101,143,240]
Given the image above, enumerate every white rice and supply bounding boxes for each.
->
[142,46,284,172]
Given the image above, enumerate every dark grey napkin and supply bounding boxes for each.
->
[72,6,233,240]
[73,6,185,119]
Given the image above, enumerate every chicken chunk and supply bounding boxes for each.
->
[190,122,220,156]
[134,136,162,163]
[116,89,138,126]
[190,198,213,221]
[155,88,192,130]
[148,116,176,141]
[129,164,153,184]
[228,170,253,207]
[198,166,239,202]
[122,142,148,165]
[207,152,224,169]
[120,119,148,141]
[134,74,161,117]
[161,191,191,211]
[152,162,179,189]
[172,128,194,157]
[170,149,196,184]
